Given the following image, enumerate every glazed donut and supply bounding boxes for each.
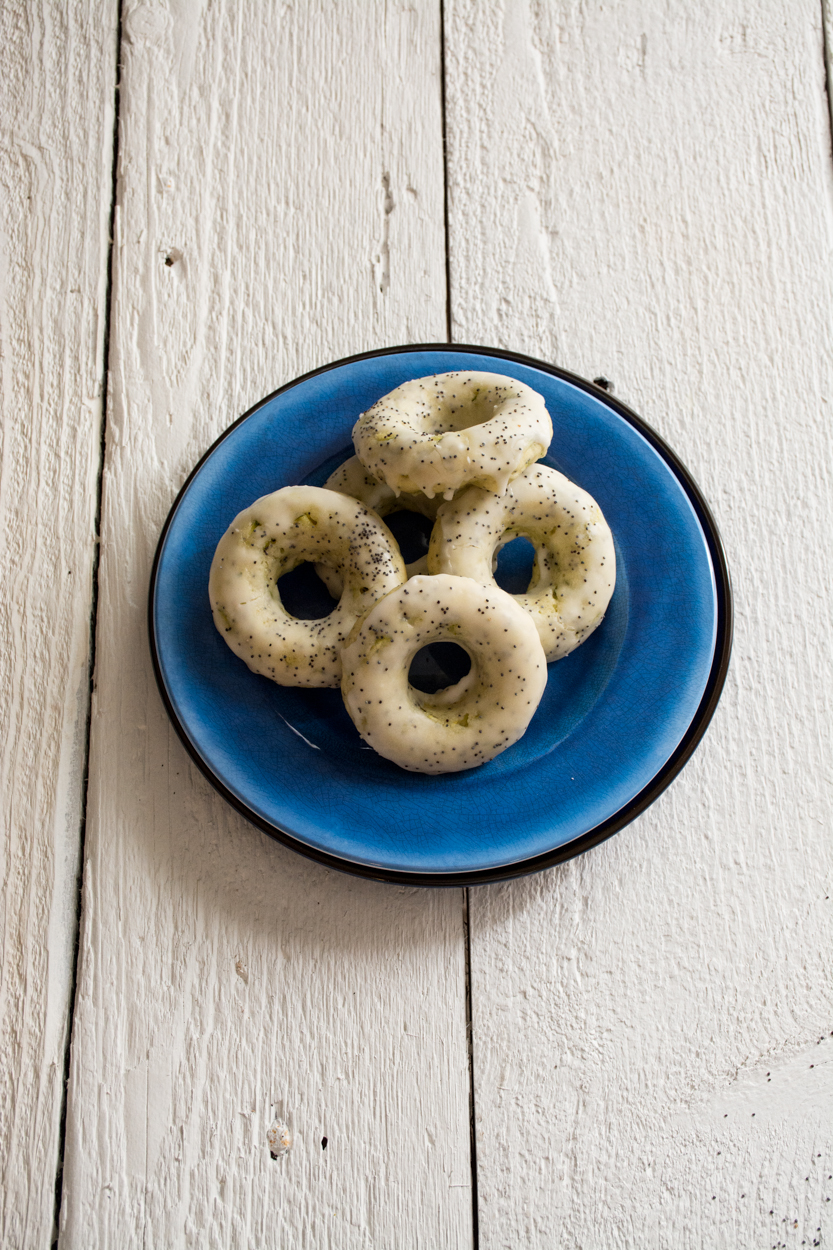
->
[427,464,615,661]
[316,456,442,595]
[352,371,553,501]
[209,485,406,687]
[340,574,547,774]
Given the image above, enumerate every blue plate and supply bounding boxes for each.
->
[149,346,732,884]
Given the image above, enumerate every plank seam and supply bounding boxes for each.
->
[51,3,125,1244]
[822,0,833,155]
[440,0,453,341]
[463,887,480,1250]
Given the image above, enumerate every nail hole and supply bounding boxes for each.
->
[267,1120,292,1158]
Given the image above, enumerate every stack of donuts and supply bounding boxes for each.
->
[209,371,616,774]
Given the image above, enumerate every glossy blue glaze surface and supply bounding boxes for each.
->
[152,349,717,874]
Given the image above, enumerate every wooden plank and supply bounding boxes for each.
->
[446,0,833,1245]
[0,4,118,1245]
[59,3,472,1247]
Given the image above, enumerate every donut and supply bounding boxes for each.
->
[209,485,406,687]
[351,371,553,501]
[315,455,442,595]
[426,464,615,661]
[340,574,548,774]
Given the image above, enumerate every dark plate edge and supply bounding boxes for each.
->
[148,343,734,887]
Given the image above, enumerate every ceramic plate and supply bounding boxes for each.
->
[149,345,732,885]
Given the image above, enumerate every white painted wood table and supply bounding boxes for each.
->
[2,2,832,1246]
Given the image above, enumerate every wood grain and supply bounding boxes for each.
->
[445,0,833,1245]
[59,3,472,1247]
[0,4,118,1245]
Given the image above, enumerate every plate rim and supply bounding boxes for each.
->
[148,342,733,887]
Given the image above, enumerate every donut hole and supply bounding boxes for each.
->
[277,561,340,619]
[435,394,502,433]
[383,509,434,565]
[494,535,537,595]
[408,641,472,695]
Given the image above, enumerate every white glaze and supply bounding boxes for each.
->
[351,371,553,500]
[427,464,615,661]
[340,574,547,773]
[209,485,406,687]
